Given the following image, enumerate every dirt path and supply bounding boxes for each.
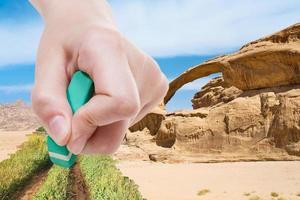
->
[117,161,300,200]
[0,131,32,162]
[69,162,90,200]
[9,166,51,200]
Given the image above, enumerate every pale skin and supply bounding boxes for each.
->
[29,0,169,155]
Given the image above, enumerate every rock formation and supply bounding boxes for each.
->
[129,105,166,135]
[158,77,300,157]
[164,23,300,104]
[0,100,40,131]
[124,23,300,162]
[192,77,242,109]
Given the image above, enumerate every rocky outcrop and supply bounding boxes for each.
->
[164,23,300,104]
[119,23,300,163]
[192,77,242,109]
[158,78,300,157]
[129,106,166,135]
[0,100,40,131]
[121,80,300,162]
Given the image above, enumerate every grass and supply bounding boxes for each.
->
[197,189,210,196]
[0,134,50,200]
[80,155,143,200]
[32,166,71,200]
[271,192,279,197]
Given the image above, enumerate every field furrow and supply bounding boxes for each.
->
[0,134,50,200]
[18,167,51,200]
[69,161,90,200]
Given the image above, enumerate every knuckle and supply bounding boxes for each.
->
[31,87,51,114]
[159,74,169,97]
[101,30,124,52]
[78,27,125,68]
[114,96,140,118]
[80,27,124,53]
[77,107,98,127]
[145,56,169,96]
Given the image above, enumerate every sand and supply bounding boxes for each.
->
[0,131,31,162]
[1,131,300,199]
[117,161,300,200]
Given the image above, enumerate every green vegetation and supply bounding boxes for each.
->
[80,155,143,200]
[34,127,46,134]
[244,192,251,196]
[33,166,71,200]
[248,195,262,200]
[271,192,279,197]
[277,197,287,200]
[197,189,210,196]
[0,134,50,200]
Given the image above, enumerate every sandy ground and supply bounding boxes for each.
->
[0,131,31,162]
[117,161,300,200]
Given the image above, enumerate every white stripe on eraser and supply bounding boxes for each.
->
[49,151,73,161]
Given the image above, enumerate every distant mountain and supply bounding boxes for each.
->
[0,100,40,131]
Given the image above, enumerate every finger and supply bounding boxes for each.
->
[31,43,72,145]
[126,51,169,126]
[68,30,140,153]
[82,120,128,154]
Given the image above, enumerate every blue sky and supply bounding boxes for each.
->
[0,1,300,111]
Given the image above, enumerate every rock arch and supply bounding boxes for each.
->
[164,61,223,104]
[164,23,300,105]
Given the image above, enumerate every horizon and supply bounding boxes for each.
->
[0,1,299,111]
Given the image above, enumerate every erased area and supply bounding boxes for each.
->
[117,161,300,200]
[0,131,29,161]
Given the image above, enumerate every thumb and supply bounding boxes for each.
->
[31,46,72,146]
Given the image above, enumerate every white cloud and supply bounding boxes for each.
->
[0,0,300,66]
[0,22,43,67]
[112,0,300,56]
[0,84,33,94]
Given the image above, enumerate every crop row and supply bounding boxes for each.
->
[0,133,143,200]
[33,166,71,200]
[0,134,50,199]
[80,155,143,200]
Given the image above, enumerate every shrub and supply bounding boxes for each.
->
[80,155,143,200]
[0,134,50,199]
[34,127,46,134]
[197,189,210,196]
[33,166,71,200]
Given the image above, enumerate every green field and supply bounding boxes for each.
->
[33,166,71,200]
[0,134,50,199]
[0,131,143,200]
[80,155,143,200]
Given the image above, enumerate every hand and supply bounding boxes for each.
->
[30,0,168,154]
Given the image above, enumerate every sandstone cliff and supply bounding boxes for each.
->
[157,77,300,157]
[123,23,300,163]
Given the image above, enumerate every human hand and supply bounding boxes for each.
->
[30,0,168,154]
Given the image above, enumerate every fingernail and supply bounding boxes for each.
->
[49,115,68,144]
[67,137,86,155]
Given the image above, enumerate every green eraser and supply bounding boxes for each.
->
[48,71,94,168]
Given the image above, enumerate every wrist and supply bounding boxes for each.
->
[29,0,114,26]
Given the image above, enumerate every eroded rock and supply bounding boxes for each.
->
[165,23,300,104]
[158,77,300,158]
